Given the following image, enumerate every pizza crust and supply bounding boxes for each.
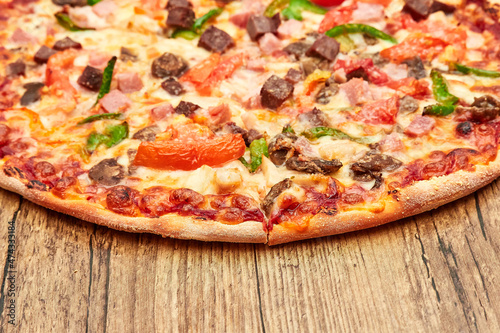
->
[267,156,500,245]
[0,172,268,244]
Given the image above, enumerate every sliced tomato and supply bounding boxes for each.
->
[318,3,356,33]
[385,77,431,100]
[179,53,220,85]
[133,124,246,170]
[380,33,448,63]
[197,53,246,96]
[355,95,399,125]
[333,58,389,85]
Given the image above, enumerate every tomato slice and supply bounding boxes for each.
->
[179,53,220,85]
[197,53,246,96]
[380,33,447,63]
[355,95,399,125]
[133,124,246,170]
[318,3,355,33]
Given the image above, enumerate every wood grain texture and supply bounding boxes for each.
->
[1,177,500,332]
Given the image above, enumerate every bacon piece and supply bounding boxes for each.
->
[117,72,143,94]
[404,115,435,137]
[339,78,373,105]
[100,90,132,113]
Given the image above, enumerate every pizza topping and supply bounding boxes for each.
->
[430,69,459,106]
[34,46,58,64]
[166,0,192,10]
[53,37,82,51]
[100,90,131,113]
[86,122,129,151]
[95,56,117,104]
[351,151,402,184]
[52,0,86,6]
[198,26,235,53]
[262,178,292,216]
[302,126,368,144]
[20,82,44,106]
[119,47,138,62]
[404,115,436,137]
[258,33,283,55]
[260,75,294,110]
[239,138,269,172]
[151,53,188,78]
[161,78,184,96]
[55,11,94,32]
[52,176,77,198]
[298,108,329,127]
[456,121,473,137]
[283,41,311,60]
[356,95,399,125]
[380,34,447,63]
[132,126,160,142]
[246,14,280,41]
[315,82,338,104]
[88,158,125,186]
[403,56,426,80]
[423,104,455,116]
[106,186,140,216]
[116,73,143,94]
[286,156,343,174]
[325,24,398,44]
[455,95,500,123]
[284,68,303,84]
[172,8,223,40]
[278,0,327,21]
[305,35,340,62]
[77,113,121,125]
[268,132,297,165]
[452,63,500,78]
[77,66,103,92]
[0,125,11,146]
[403,0,455,21]
[174,101,200,118]
[398,95,418,113]
[6,60,26,78]
[167,7,196,29]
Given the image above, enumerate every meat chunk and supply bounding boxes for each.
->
[399,95,419,113]
[52,0,86,6]
[119,47,138,62]
[0,125,11,146]
[117,72,143,94]
[456,121,473,137]
[284,68,303,84]
[403,0,433,18]
[34,46,57,64]
[6,60,26,77]
[166,0,192,10]
[198,26,235,53]
[151,53,188,78]
[297,108,330,127]
[260,75,294,110]
[315,82,339,105]
[404,115,436,137]
[100,90,132,112]
[404,56,426,79]
[133,126,160,142]
[268,132,297,165]
[345,68,369,82]
[246,129,263,146]
[261,178,292,216]
[306,35,340,61]
[167,7,195,29]
[340,78,373,105]
[352,151,402,174]
[88,159,125,186]
[283,42,312,60]
[175,101,200,118]
[286,156,342,174]
[456,95,500,123]
[106,186,139,216]
[53,37,82,51]
[161,78,184,96]
[258,33,282,55]
[77,66,103,92]
[20,82,45,106]
[246,14,280,41]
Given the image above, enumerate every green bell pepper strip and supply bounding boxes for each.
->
[281,0,327,21]
[264,0,289,17]
[422,104,456,117]
[325,24,398,44]
[87,0,103,5]
[55,12,94,32]
[77,113,121,125]
[85,122,129,151]
[95,56,117,105]
[302,127,371,144]
[239,138,270,173]
[86,132,109,151]
[282,125,295,134]
[452,63,500,78]
[430,69,459,106]
[173,8,223,40]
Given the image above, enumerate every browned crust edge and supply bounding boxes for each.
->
[268,156,500,245]
[0,172,268,244]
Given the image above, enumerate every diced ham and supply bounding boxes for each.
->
[100,90,132,113]
[89,52,113,69]
[207,104,231,126]
[243,95,262,110]
[10,28,36,44]
[92,0,117,18]
[246,58,266,72]
[352,2,385,23]
[230,12,253,29]
[151,103,174,121]
[242,0,265,14]
[404,115,436,137]
[117,72,143,94]
[258,33,282,55]
[356,95,399,125]
[379,133,404,152]
[383,63,408,81]
[277,19,303,38]
[340,78,373,105]
[294,136,316,158]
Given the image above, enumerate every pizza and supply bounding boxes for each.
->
[0,0,499,245]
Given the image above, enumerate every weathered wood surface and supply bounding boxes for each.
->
[1,178,500,332]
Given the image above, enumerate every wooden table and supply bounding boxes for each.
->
[1,177,500,332]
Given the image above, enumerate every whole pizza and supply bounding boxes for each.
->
[0,0,499,244]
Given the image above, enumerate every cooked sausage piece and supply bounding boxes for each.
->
[198,26,235,53]
[88,159,125,186]
[34,46,58,64]
[246,14,280,41]
[297,108,330,126]
[456,95,500,123]
[52,0,86,6]
[404,56,426,79]
[175,101,200,118]
[261,178,292,216]
[403,0,433,18]
[6,60,26,77]
[260,75,294,110]
[399,95,419,113]
[305,35,340,61]
[132,126,160,142]
[119,47,138,62]
[286,156,343,174]
[151,53,188,78]
[20,82,45,106]
[166,7,195,29]
[268,133,297,166]
[53,37,82,51]
[284,68,303,84]
[77,66,103,92]
[161,78,184,96]
[283,42,311,60]
[166,0,192,10]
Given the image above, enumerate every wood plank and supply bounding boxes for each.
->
[255,179,500,332]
